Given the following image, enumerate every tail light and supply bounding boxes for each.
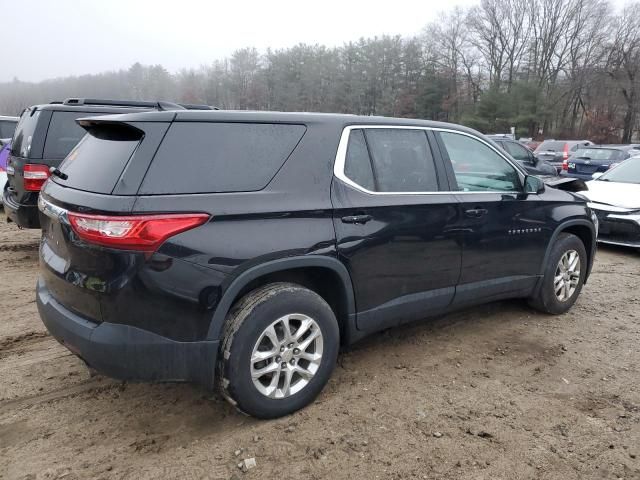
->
[562,159,569,171]
[67,213,209,252]
[23,164,51,191]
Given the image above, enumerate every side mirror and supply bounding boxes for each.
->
[591,172,604,180]
[524,175,545,194]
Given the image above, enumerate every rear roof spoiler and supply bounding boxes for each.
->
[62,98,215,111]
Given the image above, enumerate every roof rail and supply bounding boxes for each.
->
[178,103,215,110]
[62,98,214,111]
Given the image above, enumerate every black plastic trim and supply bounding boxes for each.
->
[37,279,219,389]
[206,256,357,342]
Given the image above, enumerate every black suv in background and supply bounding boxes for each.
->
[486,135,557,177]
[4,98,211,228]
[37,111,597,418]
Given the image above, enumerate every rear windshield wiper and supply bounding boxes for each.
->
[49,167,68,180]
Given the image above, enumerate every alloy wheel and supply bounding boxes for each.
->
[554,249,581,302]
[250,313,323,399]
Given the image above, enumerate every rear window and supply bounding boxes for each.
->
[54,125,142,194]
[11,110,41,158]
[535,141,565,152]
[43,112,92,159]
[573,148,623,161]
[140,122,306,194]
[0,120,17,138]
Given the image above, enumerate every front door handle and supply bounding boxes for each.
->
[464,208,488,218]
[341,214,372,224]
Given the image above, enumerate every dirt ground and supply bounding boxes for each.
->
[0,219,638,480]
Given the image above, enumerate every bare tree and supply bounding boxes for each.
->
[606,2,640,142]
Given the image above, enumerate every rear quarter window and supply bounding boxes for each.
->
[140,122,306,194]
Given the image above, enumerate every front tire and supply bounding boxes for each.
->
[529,233,587,314]
[218,282,339,418]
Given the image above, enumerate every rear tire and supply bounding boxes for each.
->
[529,233,587,314]
[218,282,339,419]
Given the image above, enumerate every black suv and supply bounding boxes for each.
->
[486,135,558,177]
[4,98,211,228]
[36,111,597,418]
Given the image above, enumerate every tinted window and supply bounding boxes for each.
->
[54,125,142,194]
[535,140,566,152]
[572,148,623,161]
[503,141,531,161]
[439,132,521,192]
[141,122,306,194]
[343,129,375,191]
[0,120,17,138]
[11,110,41,158]
[364,129,438,192]
[43,112,91,159]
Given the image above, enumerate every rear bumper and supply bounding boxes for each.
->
[3,188,40,228]
[36,278,219,389]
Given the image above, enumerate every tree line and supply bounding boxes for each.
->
[1,0,639,142]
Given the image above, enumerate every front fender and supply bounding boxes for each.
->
[539,218,597,281]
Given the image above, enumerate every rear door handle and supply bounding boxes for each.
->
[464,208,488,218]
[341,214,372,224]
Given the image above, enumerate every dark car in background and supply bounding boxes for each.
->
[3,98,211,228]
[36,110,596,418]
[564,145,640,180]
[488,135,558,176]
[0,115,18,139]
[534,140,594,172]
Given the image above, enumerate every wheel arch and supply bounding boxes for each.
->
[540,219,596,283]
[207,256,357,345]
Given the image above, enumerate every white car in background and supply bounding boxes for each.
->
[582,157,640,248]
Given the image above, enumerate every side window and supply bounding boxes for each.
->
[439,132,521,192]
[43,112,89,159]
[503,141,531,162]
[140,122,306,194]
[344,130,375,191]
[365,129,438,192]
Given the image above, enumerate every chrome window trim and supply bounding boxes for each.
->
[333,124,525,195]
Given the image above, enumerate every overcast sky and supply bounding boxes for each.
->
[4,0,483,82]
[5,0,631,83]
